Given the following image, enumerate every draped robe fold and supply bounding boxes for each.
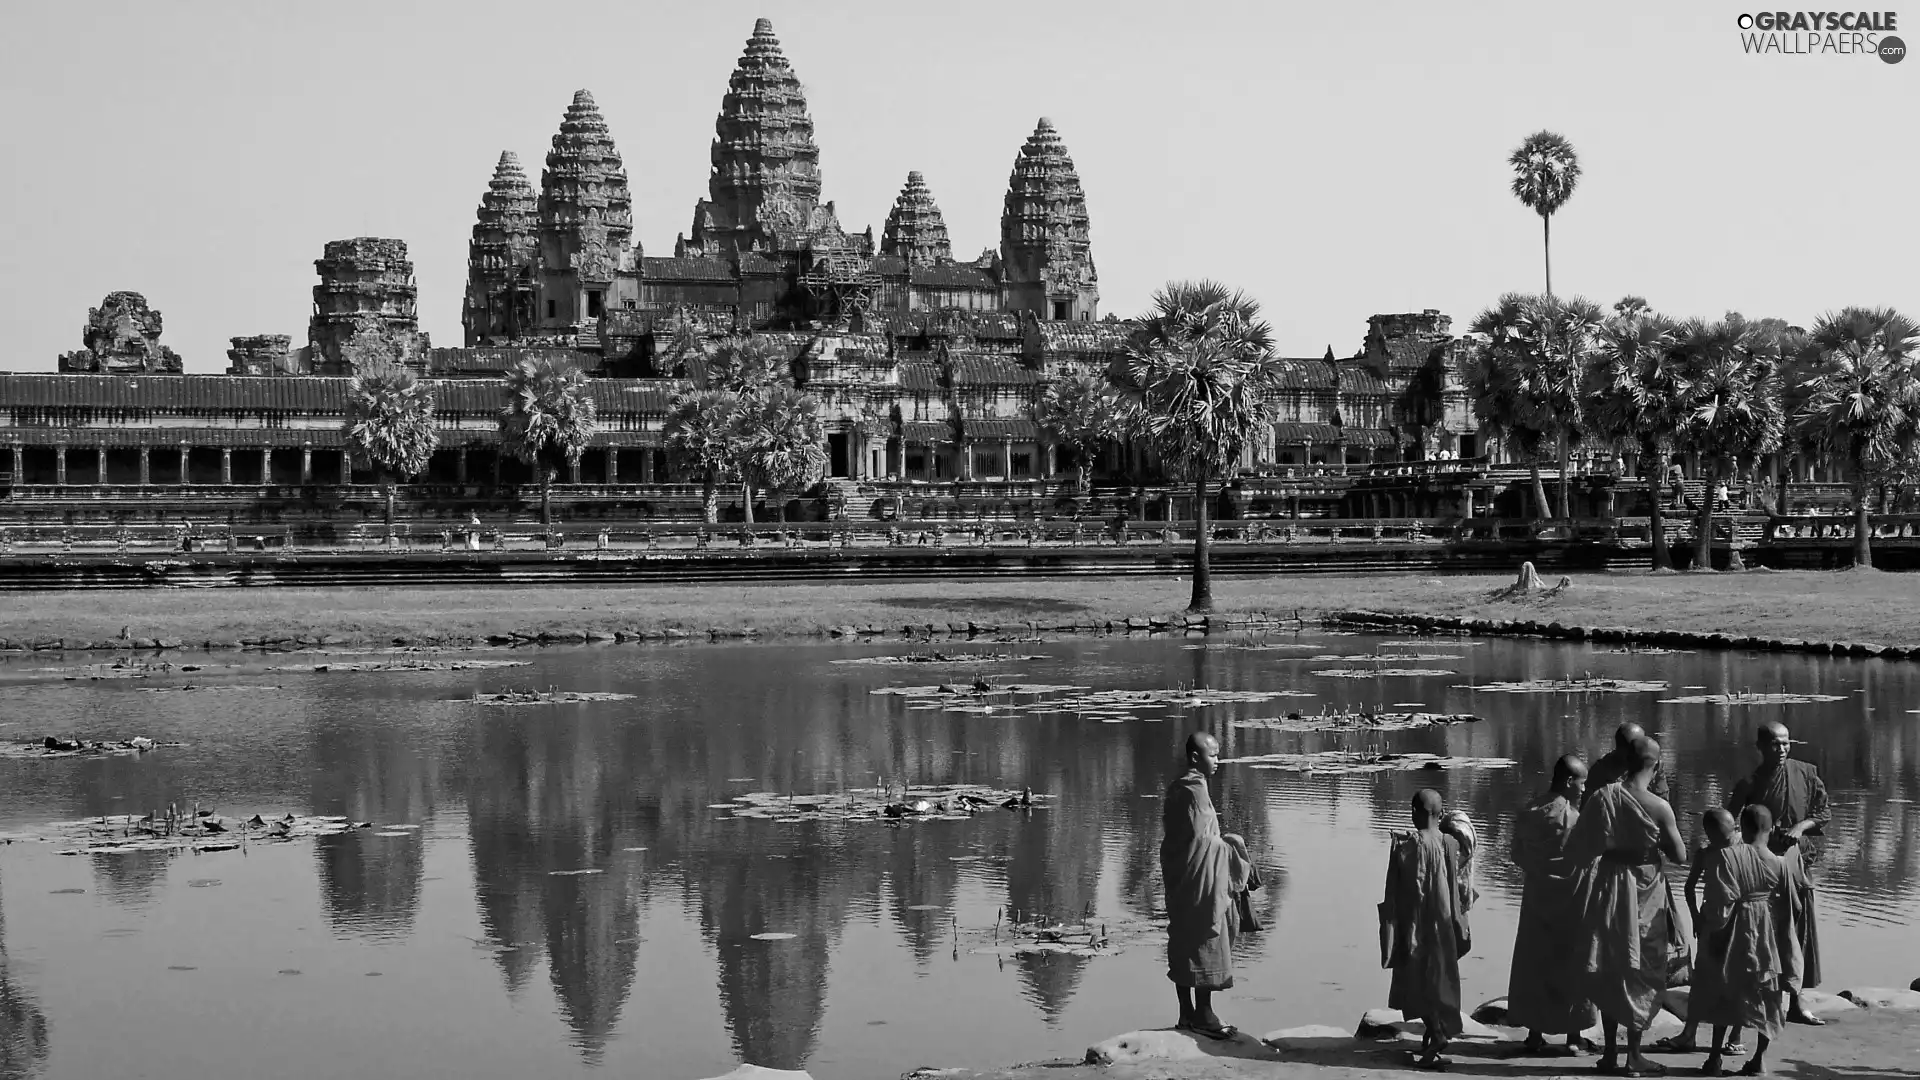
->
[1691,843,1799,1039]
[1568,784,1678,1030]
[1507,793,1598,1035]
[1726,759,1827,989]
[1161,769,1248,989]
[1383,829,1470,1037]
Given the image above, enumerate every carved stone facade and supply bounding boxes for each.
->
[533,91,636,335]
[56,292,184,374]
[999,119,1099,323]
[881,172,953,268]
[226,334,306,376]
[464,151,539,345]
[310,238,431,375]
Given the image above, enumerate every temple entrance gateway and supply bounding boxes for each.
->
[827,433,849,478]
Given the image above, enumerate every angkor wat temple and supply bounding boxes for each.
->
[1,18,1505,531]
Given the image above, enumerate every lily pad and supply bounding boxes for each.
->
[1465,677,1668,694]
[727,784,1048,824]
[750,932,797,941]
[274,659,531,674]
[1220,751,1517,774]
[3,736,177,760]
[1312,668,1456,678]
[831,653,1046,667]
[1230,712,1480,733]
[549,869,604,876]
[1657,692,1848,705]
[456,690,638,705]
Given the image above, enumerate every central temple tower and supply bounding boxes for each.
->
[998,118,1099,321]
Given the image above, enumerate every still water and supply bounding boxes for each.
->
[1,631,1917,1079]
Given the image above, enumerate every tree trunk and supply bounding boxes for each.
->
[1854,473,1874,569]
[1773,453,1788,517]
[1077,454,1091,494]
[377,463,393,544]
[385,484,396,545]
[1692,461,1718,570]
[1648,446,1672,571]
[702,469,718,524]
[540,469,552,528]
[1557,433,1572,520]
[1189,464,1213,613]
[1542,213,1553,297]
[742,479,755,525]
[1529,460,1552,520]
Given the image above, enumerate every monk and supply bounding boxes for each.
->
[1724,721,1828,1026]
[1161,731,1253,1040]
[1696,805,1800,1078]
[1664,809,1744,1057]
[1568,736,1688,1077]
[1382,789,1474,1071]
[1508,755,1598,1055]
[1584,723,1671,806]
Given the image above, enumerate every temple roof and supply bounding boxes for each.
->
[541,90,633,270]
[1000,117,1094,277]
[0,373,682,415]
[640,256,735,281]
[696,18,823,253]
[908,264,997,290]
[882,171,953,267]
[948,355,1041,386]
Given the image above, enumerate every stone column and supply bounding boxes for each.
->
[96,448,108,485]
[339,453,351,485]
[606,448,618,485]
[568,460,581,485]
[261,448,273,486]
[456,447,469,484]
[55,446,67,486]
[958,443,974,481]
[9,447,20,483]
[300,447,313,484]
[1460,487,1475,519]
[640,449,654,483]
[1044,442,1058,479]
[1001,439,1013,479]
[138,447,150,486]
[178,444,189,485]
[220,448,232,485]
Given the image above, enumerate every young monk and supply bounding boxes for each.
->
[1696,805,1800,1078]
[1161,731,1254,1040]
[1382,788,1474,1071]
[1567,736,1689,1078]
[1664,809,1744,1056]
[1508,755,1597,1055]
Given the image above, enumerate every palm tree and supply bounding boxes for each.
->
[1792,307,1920,569]
[497,356,598,528]
[1465,293,1596,519]
[1673,315,1785,570]
[696,333,795,393]
[1508,131,1581,296]
[732,385,829,525]
[1587,302,1685,568]
[343,361,439,543]
[1035,372,1126,492]
[1116,280,1278,613]
[663,389,740,524]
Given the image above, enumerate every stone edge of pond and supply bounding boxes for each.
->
[1323,609,1916,660]
[0,612,1307,656]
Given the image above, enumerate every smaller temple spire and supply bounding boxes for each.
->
[464,151,539,345]
[881,171,952,267]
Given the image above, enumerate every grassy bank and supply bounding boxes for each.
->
[4,568,1920,651]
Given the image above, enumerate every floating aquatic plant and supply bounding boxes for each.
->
[1219,751,1517,774]
[1657,691,1847,705]
[723,784,1049,824]
[1312,668,1457,678]
[1230,711,1480,733]
[1463,675,1668,694]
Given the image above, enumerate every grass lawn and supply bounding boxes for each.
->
[3,568,1919,649]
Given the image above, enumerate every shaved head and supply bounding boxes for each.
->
[1186,731,1220,757]
[1629,736,1661,774]
[1758,721,1792,766]
[1702,807,1736,841]
[1411,788,1444,826]
[1740,803,1775,835]
[1614,723,1646,750]
[1552,754,1588,786]
[1183,731,1220,776]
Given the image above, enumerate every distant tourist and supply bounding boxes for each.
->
[1380,788,1474,1071]
[1725,721,1829,1026]
[1694,804,1801,1078]
[1507,755,1597,1055]
[1566,737,1688,1077]
[1161,731,1256,1041]
[1715,481,1730,510]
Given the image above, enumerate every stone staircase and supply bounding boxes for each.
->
[821,478,870,520]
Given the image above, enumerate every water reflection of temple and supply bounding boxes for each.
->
[0,867,52,1080]
[308,696,439,939]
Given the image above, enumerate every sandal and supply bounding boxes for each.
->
[1652,1037,1703,1054]
[1183,1023,1236,1041]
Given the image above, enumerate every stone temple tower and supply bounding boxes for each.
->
[57,292,185,373]
[464,151,539,345]
[880,171,952,267]
[309,237,431,375]
[998,118,1099,322]
[684,18,839,255]
[535,90,634,334]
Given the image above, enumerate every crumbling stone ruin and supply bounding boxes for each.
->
[309,238,431,374]
[56,292,185,374]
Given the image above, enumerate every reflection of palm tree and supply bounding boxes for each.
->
[309,712,433,939]
[0,866,53,1080]
[89,850,171,908]
[884,826,962,965]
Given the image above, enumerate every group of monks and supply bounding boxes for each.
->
[1160,720,1831,1078]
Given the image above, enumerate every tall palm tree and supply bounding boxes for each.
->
[1508,131,1581,296]
[1466,293,1596,519]
[498,356,598,528]
[343,361,439,543]
[1792,307,1920,569]
[663,389,740,524]
[732,385,829,525]
[1034,372,1127,492]
[1586,302,1685,568]
[1116,280,1278,613]
[1673,315,1785,570]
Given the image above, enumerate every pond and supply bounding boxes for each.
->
[1,632,1917,1080]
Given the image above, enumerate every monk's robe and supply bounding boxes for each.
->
[1567,783,1680,1030]
[1161,768,1250,989]
[1726,759,1828,989]
[1691,843,1799,1038]
[1382,829,1471,1037]
[1507,793,1598,1035]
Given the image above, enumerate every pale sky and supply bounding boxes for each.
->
[0,1,1910,373]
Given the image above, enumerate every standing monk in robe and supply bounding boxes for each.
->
[1568,736,1688,1077]
[1584,723,1672,806]
[1382,788,1474,1071]
[1161,731,1253,1040]
[1724,721,1828,1026]
[1696,805,1800,1078]
[1508,755,1598,1055]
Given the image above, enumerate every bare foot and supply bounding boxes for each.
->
[1623,1055,1668,1077]
[1787,1009,1825,1026]
[1703,1053,1728,1077]
[1737,1060,1766,1077]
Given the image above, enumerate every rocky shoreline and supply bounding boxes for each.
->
[1322,608,1918,659]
